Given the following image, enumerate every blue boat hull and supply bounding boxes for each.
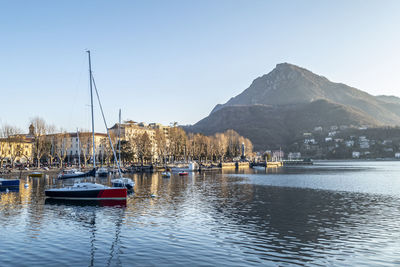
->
[0,179,20,188]
[58,168,96,180]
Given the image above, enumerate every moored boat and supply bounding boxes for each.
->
[45,182,127,200]
[178,171,188,176]
[29,172,43,177]
[97,167,108,177]
[58,129,94,180]
[46,51,129,201]
[171,162,199,172]
[161,171,171,178]
[0,178,20,189]
[111,177,134,190]
[107,109,135,191]
[58,168,96,179]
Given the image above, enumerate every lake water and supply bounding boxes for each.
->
[1,161,400,266]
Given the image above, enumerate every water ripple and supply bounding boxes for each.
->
[1,162,400,265]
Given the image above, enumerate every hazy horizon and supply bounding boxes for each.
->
[1,0,400,133]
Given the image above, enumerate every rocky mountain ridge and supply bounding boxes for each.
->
[186,63,400,150]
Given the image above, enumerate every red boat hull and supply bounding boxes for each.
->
[45,188,127,200]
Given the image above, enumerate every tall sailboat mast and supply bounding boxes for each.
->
[77,128,81,170]
[87,50,96,169]
[118,109,121,167]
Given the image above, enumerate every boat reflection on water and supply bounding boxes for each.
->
[0,187,19,193]
[45,198,127,207]
[44,194,126,267]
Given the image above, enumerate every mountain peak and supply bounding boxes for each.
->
[211,63,328,113]
[210,63,400,125]
[192,64,400,151]
[275,62,300,69]
[273,62,321,79]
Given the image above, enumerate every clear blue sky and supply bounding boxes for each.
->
[1,0,399,133]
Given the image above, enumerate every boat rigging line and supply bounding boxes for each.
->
[91,73,123,178]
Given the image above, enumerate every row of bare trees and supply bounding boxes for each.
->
[1,117,73,168]
[115,127,253,164]
[1,117,254,168]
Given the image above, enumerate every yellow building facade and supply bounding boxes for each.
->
[0,135,34,166]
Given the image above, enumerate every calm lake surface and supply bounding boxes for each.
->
[1,161,400,266]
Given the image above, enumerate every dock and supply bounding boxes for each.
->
[283,159,313,166]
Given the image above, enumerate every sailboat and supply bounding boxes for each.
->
[97,166,109,177]
[97,141,109,177]
[111,109,135,190]
[58,129,96,179]
[45,51,127,200]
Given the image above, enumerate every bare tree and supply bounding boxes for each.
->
[43,125,57,166]
[0,124,23,168]
[132,132,152,164]
[54,130,71,168]
[80,132,93,166]
[30,117,48,167]
[215,133,228,162]
[120,140,134,165]
[225,130,241,159]
[154,128,167,164]
[99,136,114,166]
[168,126,187,161]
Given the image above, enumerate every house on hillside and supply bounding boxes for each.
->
[304,138,316,144]
[360,142,370,149]
[272,150,284,161]
[345,140,354,147]
[288,152,301,160]
[383,140,393,145]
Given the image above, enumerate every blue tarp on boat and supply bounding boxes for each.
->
[0,179,20,188]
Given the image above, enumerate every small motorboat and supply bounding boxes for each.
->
[171,162,199,173]
[29,172,43,177]
[45,182,127,200]
[58,168,96,179]
[178,171,188,176]
[252,165,266,170]
[97,167,109,177]
[0,178,20,189]
[161,171,171,178]
[111,177,135,190]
